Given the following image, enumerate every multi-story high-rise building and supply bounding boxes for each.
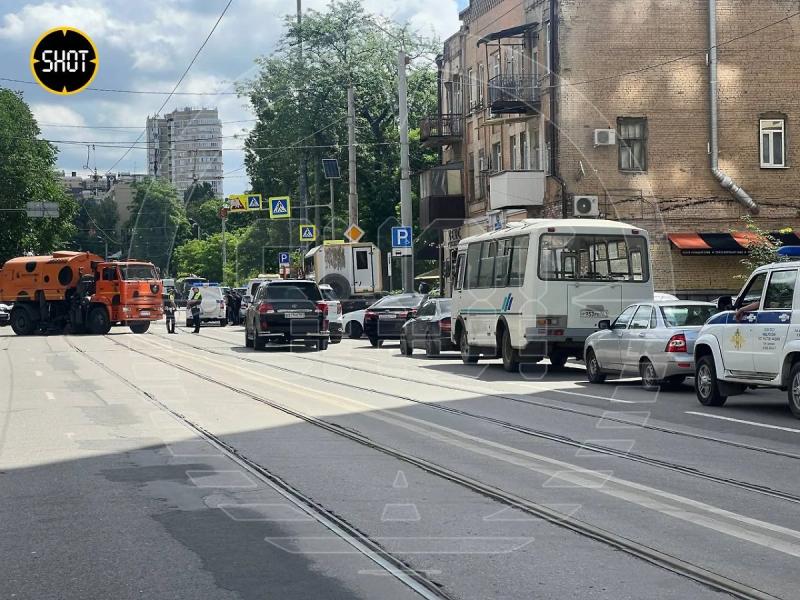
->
[421,0,800,298]
[146,107,223,198]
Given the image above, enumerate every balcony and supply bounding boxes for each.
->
[419,114,463,148]
[488,75,541,115]
[419,165,466,230]
[488,170,545,210]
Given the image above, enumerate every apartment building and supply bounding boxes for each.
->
[146,107,223,199]
[420,0,800,297]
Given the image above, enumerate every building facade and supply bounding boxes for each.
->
[421,0,800,297]
[146,107,223,199]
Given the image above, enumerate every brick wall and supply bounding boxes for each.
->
[550,0,800,292]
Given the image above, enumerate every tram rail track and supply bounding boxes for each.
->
[149,328,800,506]
[81,332,787,600]
[65,335,455,600]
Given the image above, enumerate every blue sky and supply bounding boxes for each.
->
[0,0,462,195]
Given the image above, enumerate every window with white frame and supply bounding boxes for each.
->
[477,64,485,105]
[520,131,529,169]
[760,118,786,168]
[466,68,473,110]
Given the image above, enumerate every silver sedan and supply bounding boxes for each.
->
[584,301,718,390]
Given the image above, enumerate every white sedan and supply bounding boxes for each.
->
[342,308,366,339]
[585,301,717,390]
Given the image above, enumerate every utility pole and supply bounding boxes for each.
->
[221,199,229,285]
[398,50,413,293]
[347,84,358,228]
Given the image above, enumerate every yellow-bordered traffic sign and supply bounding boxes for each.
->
[268,196,291,219]
[344,223,365,243]
[245,194,262,210]
[299,225,317,242]
[30,27,99,95]
[228,195,248,211]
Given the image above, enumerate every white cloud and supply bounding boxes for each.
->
[30,103,86,126]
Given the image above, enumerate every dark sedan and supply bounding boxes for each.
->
[400,298,454,357]
[363,293,425,347]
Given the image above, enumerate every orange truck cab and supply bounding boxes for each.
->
[0,251,163,335]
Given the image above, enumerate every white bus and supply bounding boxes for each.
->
[451,219,654,371]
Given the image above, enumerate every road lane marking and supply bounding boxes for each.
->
[45,392,55,400]
[686,411,800,434]
[123,334,800,557]
[34,370,42,377]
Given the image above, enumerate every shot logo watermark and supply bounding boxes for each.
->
[30,26,98,95]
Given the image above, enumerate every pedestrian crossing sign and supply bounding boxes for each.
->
[246,194,263,210]
[299,225,317,242]
[269,196,291,219]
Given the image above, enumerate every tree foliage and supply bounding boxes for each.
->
[239,0,439,250]
[125,178,190,274]
[72,195,119,258]
[0,88,77,263]
[735,216,789,278]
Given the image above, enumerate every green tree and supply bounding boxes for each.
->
[239,0,439,252]
[125,178,189,274]
[71,194,119,257]
[735,216,789,278]
[0,88,77,263]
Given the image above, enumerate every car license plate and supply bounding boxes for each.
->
[140,311,151,316]
[379,313,396,320]
[285,311,305,319]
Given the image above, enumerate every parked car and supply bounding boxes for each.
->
[400,298,454,357]
[0,303,11,327]
[319,284,343,343]
[585,301,717,390]
[185,285,227,328]
[343,308,366,339]
[244,280,329,351]
[694,261,800,417]
[362,293,426,347]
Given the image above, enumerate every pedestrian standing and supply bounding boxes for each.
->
[188,286,203,334]
[233,291,242,325]
[165,292,177,334]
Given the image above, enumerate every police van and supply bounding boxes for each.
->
[694,258,800,417]
[451,219,654,371]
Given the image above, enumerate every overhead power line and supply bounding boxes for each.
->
[103,0,235,174]
[0,76,239,95]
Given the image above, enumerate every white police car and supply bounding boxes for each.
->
[694,255,800,417]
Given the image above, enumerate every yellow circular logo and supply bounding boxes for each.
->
[30,26,98,95]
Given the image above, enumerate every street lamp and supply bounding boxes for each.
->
[189,220,201,239]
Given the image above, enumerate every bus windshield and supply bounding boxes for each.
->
[538,234,649,282]
[120,265,158,281]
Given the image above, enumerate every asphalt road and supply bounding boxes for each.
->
[1,318,799,600]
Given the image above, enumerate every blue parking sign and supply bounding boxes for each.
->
[391,226,412,248]
[278,252,290,266]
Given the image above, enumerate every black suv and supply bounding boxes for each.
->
[244,280,330,351]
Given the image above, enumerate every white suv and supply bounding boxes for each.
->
[694,261,800,417]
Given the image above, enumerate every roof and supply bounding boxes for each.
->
[477,23,538,46]
[458,219,646,246]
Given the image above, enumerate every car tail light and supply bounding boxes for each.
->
[440,317,451,333]
[316,302,329,315]
[365,311,377,321]
[258,302,275,315]
[665,333,688,353]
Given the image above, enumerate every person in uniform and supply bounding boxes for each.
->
[188,286,203,333]
[164,292,177,334]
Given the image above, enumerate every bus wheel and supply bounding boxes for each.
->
[501,329,519,373]
[460,329,479,364]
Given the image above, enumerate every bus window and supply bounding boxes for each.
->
[508,236,529,286]
[494,239,511,287]
[455,254,466,290]
[539,234,649,283]
[465,243,481,289]
[477,241,497,288]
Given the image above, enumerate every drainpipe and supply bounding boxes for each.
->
[549,0,568,218]
[708,0,759,213]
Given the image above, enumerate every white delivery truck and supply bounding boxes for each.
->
[304,243,383,310]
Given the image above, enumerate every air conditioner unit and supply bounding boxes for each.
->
[594,129,616,146]
[573,195,600,217]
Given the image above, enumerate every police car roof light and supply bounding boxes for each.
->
[777,246,800,257]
